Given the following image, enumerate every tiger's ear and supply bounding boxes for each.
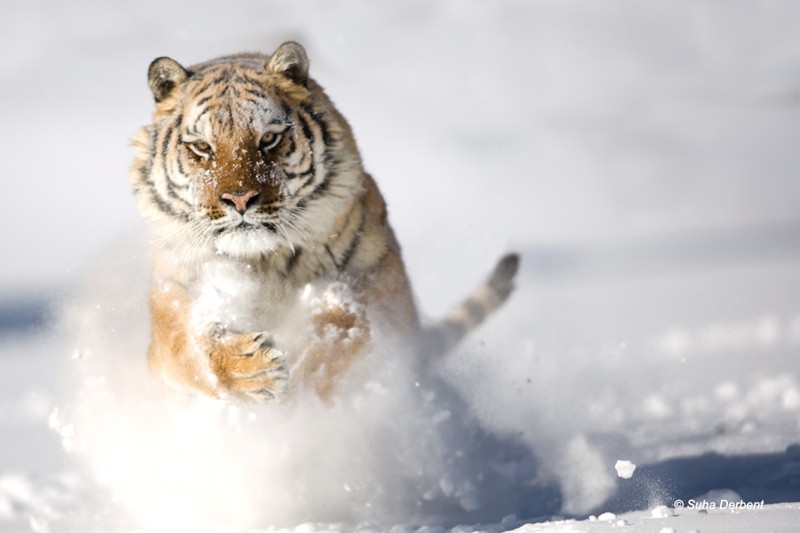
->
[267,42,309,86]
[148,57,189,103]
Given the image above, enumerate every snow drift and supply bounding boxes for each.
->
[50,235,556,532]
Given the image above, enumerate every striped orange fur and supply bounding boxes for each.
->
[130,42,519,403]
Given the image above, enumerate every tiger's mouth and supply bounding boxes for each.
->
[227,218,279,233]
[231,219,257,229]
[214,224,282,257]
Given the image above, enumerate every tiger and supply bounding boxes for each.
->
[129,41,519,403]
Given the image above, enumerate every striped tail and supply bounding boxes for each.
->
[422,253,520,356]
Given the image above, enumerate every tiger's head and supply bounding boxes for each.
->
[130,42,364,259]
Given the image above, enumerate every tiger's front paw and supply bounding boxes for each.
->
[209,332,289,403]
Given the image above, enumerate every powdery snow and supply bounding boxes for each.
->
[1,1,799,532]
[614,461,636,480]
[504,503,800,533]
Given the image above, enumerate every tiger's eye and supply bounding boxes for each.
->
[259,132,282,152]
[186,140,213,159]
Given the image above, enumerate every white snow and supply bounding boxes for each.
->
[649,505,674,518]
[1,1,800,532]
[614,461,636,480]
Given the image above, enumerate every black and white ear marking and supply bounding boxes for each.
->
[147,57,189,103]
[266,41,309,86]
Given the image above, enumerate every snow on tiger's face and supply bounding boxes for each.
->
[169,93,296,256]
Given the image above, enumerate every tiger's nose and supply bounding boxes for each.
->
[220,190,260,214]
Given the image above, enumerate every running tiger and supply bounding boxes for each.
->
[130,41,519,403]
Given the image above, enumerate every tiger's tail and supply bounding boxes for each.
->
[421,253,520,356]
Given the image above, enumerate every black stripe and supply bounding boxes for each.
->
[294,170,318,195]
[324,245,338,269]
[209,71,230,86]
[195,95,213,107]
[164,169,193,209]
[193,105,211,126]
[151,188,190,221]
[285,247,303,274]
[162,129,192,194]
[284,165,314,180]
[235,71,266,87]
[463,298,486,323]
[137,162,153,186]
[159,127,174,180]
[182,110,208,144]
[283,141,315,180]
[175,151,188,179]
[284,137,298,158]
[337,210,364,271]
[166,177,192,197]
[190,76,219,98]
[307,174,331,200]
[245,88,270,101]
[296,112,314,143]
[293,115,329,192]
[323,153,342,174]
[160,126,173,158]
[302,104,331,146]
[167,126,192,190]
[442,320,467,340]
[280,99,292,118]
[159,128,193,209]
[148,128,158,160]
[190,83,208,99]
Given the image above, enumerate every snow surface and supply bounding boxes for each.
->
[1,1,800,532]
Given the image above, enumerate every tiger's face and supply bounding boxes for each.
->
[132,43,362,258]
[170,86,293,256]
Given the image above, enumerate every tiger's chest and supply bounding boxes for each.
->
[191,257,300,334]
[188,253,357,341]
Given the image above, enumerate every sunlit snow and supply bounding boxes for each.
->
[1,1,799,532]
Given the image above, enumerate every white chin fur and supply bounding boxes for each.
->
[215,229,280,257]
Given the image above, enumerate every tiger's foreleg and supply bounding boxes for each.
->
[289,293,371,402]
[148,280,288,402]
[287,250,418,401]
